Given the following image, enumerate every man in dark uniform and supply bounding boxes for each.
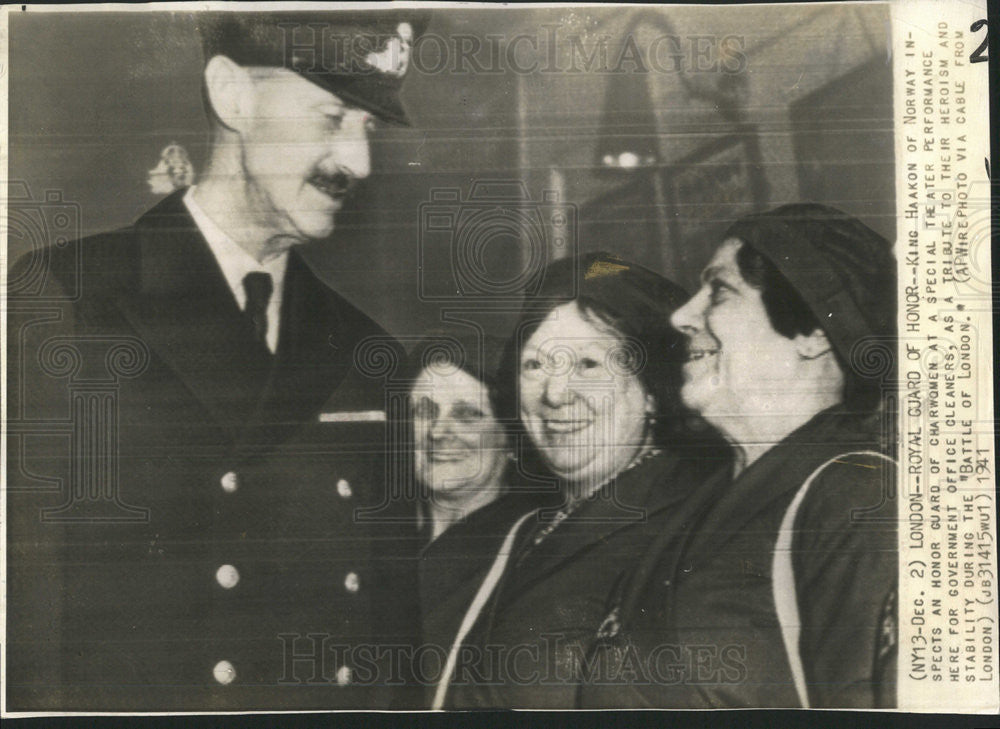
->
[6,11,424,711]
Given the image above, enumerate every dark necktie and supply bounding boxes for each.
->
[242,272,273,349]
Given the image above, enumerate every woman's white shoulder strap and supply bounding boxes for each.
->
[771,450,896,708]
[431,509,536,709]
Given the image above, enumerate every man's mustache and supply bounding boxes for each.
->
[307,169,358,198]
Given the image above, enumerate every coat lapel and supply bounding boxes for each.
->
[115,191,275,431]
[246,250,364,443]
[684,408,873,550]
[506,451,686,594]
[116,192,390,448]
[626,407,884,645]
[614,461,732,622]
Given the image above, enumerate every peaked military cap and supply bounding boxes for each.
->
[198,10,430,125]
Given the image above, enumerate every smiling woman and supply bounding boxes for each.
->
[435,252,730,709]
[407,337,513,538]
[518,303,656,501]
[579,204,899,709]
[668,237,846,467]
[394,330,552,705]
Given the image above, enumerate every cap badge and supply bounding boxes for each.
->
[364,22,412,77]
[585,258,629,280]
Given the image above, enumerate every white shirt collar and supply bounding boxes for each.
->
[183,186,288,353]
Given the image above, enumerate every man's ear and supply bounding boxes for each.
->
[203,55,254,132]
[794,328,834,360]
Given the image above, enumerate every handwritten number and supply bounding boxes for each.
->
[970,19,988,64]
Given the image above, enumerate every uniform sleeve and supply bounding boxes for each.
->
[792,452,898,708]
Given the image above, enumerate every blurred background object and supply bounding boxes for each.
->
[8,4,893,340]
[146,142,195,194]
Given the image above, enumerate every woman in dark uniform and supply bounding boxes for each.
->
[433,252,727,709]
[398,331,549,686]
[579,204,898,709]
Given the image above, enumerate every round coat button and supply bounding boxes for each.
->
[336,478,352,498]
[213,660,236,685]
[220,471,239,493]
[336,665,352,686]
[216,564,240,589]
[344,572,360,593]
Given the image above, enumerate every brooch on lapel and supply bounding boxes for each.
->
[596,606,622,640]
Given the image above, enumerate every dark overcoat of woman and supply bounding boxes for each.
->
[437,252,729,709]
[579,204,899,709]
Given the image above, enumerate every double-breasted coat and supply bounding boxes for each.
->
[6,190,414,711]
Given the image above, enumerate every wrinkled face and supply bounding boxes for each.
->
[519,303,654,487]
[242,69,373,241]
[670,238,802,425]
[410,366,509,498]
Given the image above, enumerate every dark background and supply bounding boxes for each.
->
[8,4,895,341]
